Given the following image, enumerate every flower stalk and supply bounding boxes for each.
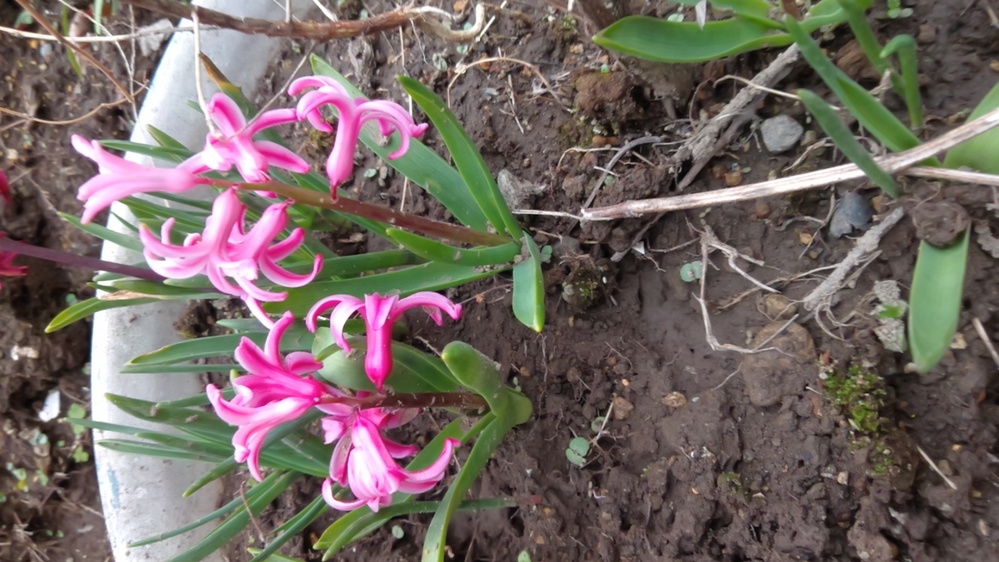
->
[222,179,511,247]
[0,235,166,283]
[317,391,488,412]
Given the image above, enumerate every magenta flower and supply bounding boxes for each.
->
[318,404,460,512]
[140,187,322,327]
[0,168,11,206]
[208,312,339,481]
[72,135,207,223]
[288,76,428,195]
[305,292,462,390]
[0,235,27,290]
[185,93,309,183]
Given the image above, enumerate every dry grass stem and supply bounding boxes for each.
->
[583,104,999,220]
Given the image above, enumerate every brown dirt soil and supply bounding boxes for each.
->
[4,0,999,561]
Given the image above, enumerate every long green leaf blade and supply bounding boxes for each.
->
[908,231,970,373]
[512,236,545,332]
[46,296,158,332]
[399,76,521,237]
[797,89,899,197]
[386,228,520,267]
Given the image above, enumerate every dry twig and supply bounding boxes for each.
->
[118,0,482,42]
[582,104,999,220]
[799,207,905,313]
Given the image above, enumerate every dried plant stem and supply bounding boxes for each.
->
[119,0,480,42]
[223,180,511,247]
[0,237,165,283]
[319,391,488,412]
[799,207,905,313]
[582,104,999,220]
[12,0,134,106]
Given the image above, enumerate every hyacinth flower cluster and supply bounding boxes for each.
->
[207,311,460,511]
[70,78,473,509]
[72,76,427,327]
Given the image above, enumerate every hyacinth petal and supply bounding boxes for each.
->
[288,75,339,96]
[263,228,305,261]
[207,93,246,135]
[401,437,460,483]
[244,298,276,329]
[254,140,311,174]
[246,107,300,135]
[264,312,294,362]
[328,432,352,484]
[305,294,360,333]
[396,292,463,325]
[382,436,420,459]
[285,351,323,374]
[259,254,322,288]
[321,419,348,445]
[325,123,361,190]
[329,299,365,353]
[322,478,367,511]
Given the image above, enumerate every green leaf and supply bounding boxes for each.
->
[129,483,251,547]
[512,236,545,332]
[944,79,999,173]
[309,57,490,231]
[275,261,505,317]
[797,89,899,197]
[99,139,194,163]
[784,16,930,158]
[593,16,790,63]
[908,231,970,373]
[124,324,313,370]
[99,439,229,463]
[46,296,158,332]
[441,341,509,417]
[146,124,194,153]
[421,418,509,562]
[880,35,923,129]
[386,229,520,267]
[59,212,145,252]
[399,76,522,237]
[314,332,459,393]
[248,496,328,562]
[169,471,296,562]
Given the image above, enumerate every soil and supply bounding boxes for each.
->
[4,1,999,562]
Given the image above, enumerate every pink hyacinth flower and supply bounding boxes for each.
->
[185,93,309,184]
[288,76,428,196]
[0,235,27,290]
[318,405,460,512]
[0,168,11,206]
[72,135,207,223]
[140,187,322,327]
[305,292,462,390]
[208,312,340,481]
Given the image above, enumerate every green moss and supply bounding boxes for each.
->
[822,364,887,435]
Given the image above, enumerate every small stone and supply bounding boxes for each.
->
[836,471,849,485]
[761,294,798,320]
[753,201,771,220]
[830,190,873,238]
[917,24,937,44]
[761,115,805,153]
[723,169,743,186]
[611,396,634,420]
[937,459,953,476]
[661,391,687,408]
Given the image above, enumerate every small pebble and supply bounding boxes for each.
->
[661,391,687,408]
[611,396,634,420]
[761,115,805,153]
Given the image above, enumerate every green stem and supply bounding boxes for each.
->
[0,236,166,283]
[215,179,510,247]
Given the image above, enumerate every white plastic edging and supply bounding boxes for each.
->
[91,1,316,559]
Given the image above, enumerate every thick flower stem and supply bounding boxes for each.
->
[0,236,166,283]
[224,180,512,247]
[319,391,489,412]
